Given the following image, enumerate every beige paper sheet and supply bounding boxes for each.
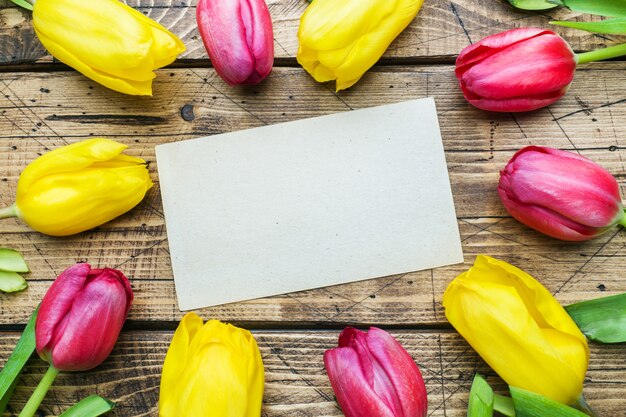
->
[156,98,463,310]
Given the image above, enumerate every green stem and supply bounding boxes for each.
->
[619,209,626,228]
[0,204,17,220]
[18,365,59,417]
[573,395,599,417]
[576,43,626,64]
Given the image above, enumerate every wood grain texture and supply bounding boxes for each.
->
[1,0,625,66]
[1,330,624,417]
[0,65,625,325]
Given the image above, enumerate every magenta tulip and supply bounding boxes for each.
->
[196,0,274,85]
[36,263,133,371]
[324,327,427,417]
[455,28,576,112]
[499,146,626,241]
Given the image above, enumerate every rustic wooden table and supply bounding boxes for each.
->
[1,0,625,416]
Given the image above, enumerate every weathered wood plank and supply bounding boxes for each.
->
[1,330,624,417]
[0,215,622,325]
[0,65,625,152]
[1,0,625,66]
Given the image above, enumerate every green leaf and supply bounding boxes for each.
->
[468,374,494,417]
[59,395,116,417]
[0,307,38,414]
[508,0,558,11]
[551,17,626,34]
[0,271,27,293]
[8,0,33,11]
[565,292,626,343]
[549,0,626,17]
[0,248,29,273]
[510,387,588,417]
[494,394,516,417]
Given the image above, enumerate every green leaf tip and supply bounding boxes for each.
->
[59,395,116,417]
[510,387,589,417]
[8,0,33,11]
[508,0,558,11]
[0,271,27,293]
[0,248,29,273]
[468,374,494,417]
[566,292,626,343]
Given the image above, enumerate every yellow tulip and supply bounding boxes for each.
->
[442,255,589,405]
[0,138,153,236]
[297,0,424,91]
[159,313,264,417]
[32,0,185,95]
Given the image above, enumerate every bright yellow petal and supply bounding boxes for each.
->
[148,24,186,69]
[17,138,126,196]
[34,28,153,95]
[16,164,153,236]
[33,0,156,80]
[159,313,204,417]
[443,256,588,405]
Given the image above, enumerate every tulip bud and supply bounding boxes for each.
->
[0,138,153,236]
[159,313,264,417]
[499,146,625,241]
[32,0,185,95]
[443,255,589,405]
[297,0,424,91]
[196,0,274,85]
[324,327,427,417]
[455,28,576,112]
[36,263,133,371]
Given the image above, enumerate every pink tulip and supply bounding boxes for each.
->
[36,263,133,371]
[324,327,427,417]
[499,146,626,241]
[196,0,274,85]
[455,28,576,112]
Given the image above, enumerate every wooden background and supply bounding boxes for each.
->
[1,0,626,415]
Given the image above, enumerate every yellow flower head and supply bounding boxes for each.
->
[159,313,264,417]
[297,0,424,91]
[443,255,589,405]
[14,138,153,236]
[32,0,185,95]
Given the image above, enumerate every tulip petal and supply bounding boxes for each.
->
[324,347,397,417]
[159,313,203,417]
[161,319,264,417]
[456,28,548,74]
[47,269,131,371]
[443,256,589,405]
[36,263,91,360]
[297,0,424,91]
[17,139,126,196]
[34,29,154,95]
[503,147,622,227]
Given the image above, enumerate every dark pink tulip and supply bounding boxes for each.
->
[324,327,427,417]
[36,263,133,371]
[456,28,576,112]
[499,146,625,241]
[196,0,274,85]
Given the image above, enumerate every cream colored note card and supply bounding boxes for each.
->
[156,98,463,310]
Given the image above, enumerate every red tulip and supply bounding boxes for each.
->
[196,0,274,85]
[499,146,626,241]
[455,28,576,112]
[36,263,133,371]
[324,327,427,417]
